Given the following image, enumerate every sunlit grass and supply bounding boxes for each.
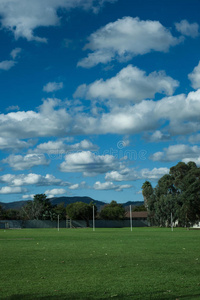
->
[0,228,200,299]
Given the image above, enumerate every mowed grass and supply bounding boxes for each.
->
[0,228,200,300]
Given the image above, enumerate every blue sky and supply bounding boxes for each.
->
[0,0,200,204]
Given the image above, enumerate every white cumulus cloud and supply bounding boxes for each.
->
[151,144,200,164]
[105,167,169,182]
[78,16,182,67]
[0,186,27,194]
[0,60,16,71]
[2,154,49,170]
[0,48,21,71]
[1,89,200,141]
[0,0,115,42]
[60,151,122,176]
[75,65,179,104]
[69,181,87,190]
[94,181,132,191]
[0,137,35,151]
[0,173,69,187]
[0,98,72,139]
[188,61,200,89]
[45,188,67,198]
[144,130,171,142]
[34,139,98,155]
[43,82,64,93]
[175,20,199,38]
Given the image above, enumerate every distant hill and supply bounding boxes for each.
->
[50,196,105,211]
[0,196,144,211]
[0,200,28,210]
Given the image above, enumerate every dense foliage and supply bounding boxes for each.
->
[142,161,200,227]
[0,194,66,221]
[66,201,97,227]
[132,204,147,212]
[100,200,125,220]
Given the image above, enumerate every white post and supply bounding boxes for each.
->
[93,205,95,231]
[130,205,132,232]
[58,214,60,232]
[171,212,173,232]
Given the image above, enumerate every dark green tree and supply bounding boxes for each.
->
[142,181,155,225]
[66,201,97,227]
[172,162,200,226]
[52,202,66,220]
[100,201,125,220]
[142,181,154,208]
[21,194,53,220]
[0,204,5,220]
[132,205,147,212]
[142,161,200,227]
[4,209,21,220]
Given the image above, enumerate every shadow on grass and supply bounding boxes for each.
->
[2,292,200,300]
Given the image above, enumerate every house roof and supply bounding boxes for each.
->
[125,211,148,219]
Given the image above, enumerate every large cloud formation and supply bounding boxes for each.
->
[151,144,200,166]
[1,88,200,141]
[59,151,123,176]
[78,16,182,67]
[0,0,116,42]
[0,173,69,186]
[74,65,179,104]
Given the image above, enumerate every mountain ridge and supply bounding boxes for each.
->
[0,196,144,211]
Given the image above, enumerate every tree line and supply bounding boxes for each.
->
[0,196,129,227]
[142,161,200,227]
[0,194,66,221]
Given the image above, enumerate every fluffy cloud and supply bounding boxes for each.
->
[43,82,64,93]
[34,139,98,157]
[188,61,200,89]
[182,157,200,166]
[0,186,27,194]
[105,167,169,181]
[105,168,138,182]
[0,98,72,139]
[151,144,200,164]
[78,17,182,67]
[175,20,199,38]
[0,173,69,186]
[97,89,200,136]
[75,65,179,104]
[93,181,132,191]
[0,60,16,71]
[0,137,35,151]
[60,151,122,176]
[0,48,21,71]
[2,154,49,170]
[22,194,34,199]
[44,188,67,198]
[140,168,169,180]
[1,89,200,140]
[0,0,115,42]
[144,130,171,142]
[69,181,87,190]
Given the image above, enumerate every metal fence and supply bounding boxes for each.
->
[0,218,148,229]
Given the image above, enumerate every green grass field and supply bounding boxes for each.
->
[0,228,200,300]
